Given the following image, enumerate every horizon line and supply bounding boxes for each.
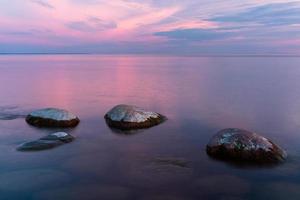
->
[1,53,300,57]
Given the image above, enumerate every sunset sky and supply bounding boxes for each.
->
[1,0,300,54]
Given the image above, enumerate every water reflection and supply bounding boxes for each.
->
[107,127,147,135]
[0,55,300,199]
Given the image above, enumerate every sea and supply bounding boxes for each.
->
[0,55,300,200]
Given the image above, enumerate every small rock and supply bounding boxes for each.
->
[104,104,166,130]
[206,128,287,164]
[26,108,80,127]
[17,132,75,151]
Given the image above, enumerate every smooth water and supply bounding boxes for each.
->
[0,55,300,200]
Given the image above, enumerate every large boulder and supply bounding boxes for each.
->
[206,128,287,164]
[26,108,80,127]
[17,132,74,151]
[104,104,166,130]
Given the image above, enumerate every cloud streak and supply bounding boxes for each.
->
[211,2,300,26]
[155,28,232,41]
[31,0,55,9]
[66,17,117,32]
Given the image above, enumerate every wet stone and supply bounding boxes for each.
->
[206,128,287,164]
[26,108,80,127]
[17,132,75,151]
[104,104,166,130]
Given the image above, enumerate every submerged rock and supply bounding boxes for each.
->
[206,128,287,164]
[153,157,190,168]
[26,108,80,127]
[104,104,166,130]
[17,132,75,151]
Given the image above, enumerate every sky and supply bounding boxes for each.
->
[0,0,300,54]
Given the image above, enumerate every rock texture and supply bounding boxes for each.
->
[104,104,166,130]
[17,132,74,151]
[26,108,80,127]
[206,128,287,163]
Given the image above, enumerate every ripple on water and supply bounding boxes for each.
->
[0,106,27,120]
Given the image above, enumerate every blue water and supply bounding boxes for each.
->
[0,55,300,200]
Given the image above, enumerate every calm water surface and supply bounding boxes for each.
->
[0,55,300,200]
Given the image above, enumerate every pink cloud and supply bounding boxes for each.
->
[1,0,299,54]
